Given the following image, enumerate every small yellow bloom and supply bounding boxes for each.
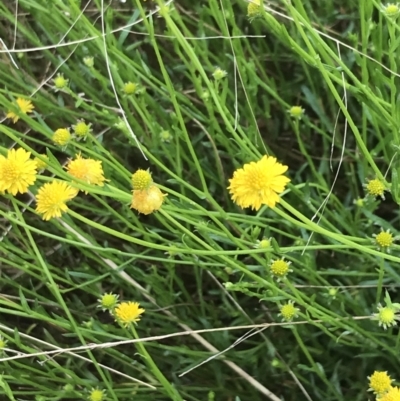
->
[279,301,299,322]
[115,301,145,326]
[72,120,92,137]
[88,388,105,401]
[289,105,305,119]
[384,3,400,18]
[368,371,393,395]
[212,67,227,80]
[35,181,77,220]
[130,184,166,215]
[131,169,152,190]
[366,178,385,198]
[53,73,69,90]
[0,148,37,195]
[247,0,261,18]
[52,128,71,146]
[228,155,290,210]
[270,259,292,279]
[380,386,400,401]
[83,56,94,68]
[34,154,49,170]
[255,238,270,249]
[123,81,138,95]
[66,154,106,188]
[6,98,34,123]
[375,303,398,330]
[98,293,119,311]
[375,230,394,249]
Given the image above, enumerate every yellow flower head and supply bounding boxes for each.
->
[35,181,77,220]
[123,81,137,95]
[368,371,393,395]
[131,169,152,190]
[279,301,299,322]
[88,388,105,401]
[247,0,261,18]
[98,293,119,311]
[0,148,37,195]
[376,304,398,330]
[380,386,400,401]
[52,128,71,146]
[34,154,49,170]
[72,120,92,138]
[53,73,69,90]
[375,230,394,249]
[130,184,166,215]
[255,238,270,249]
[228,155,290,210]
[6,98,34,123]
[289,105,305,119]
[66,154,106,189]
[384,3,400,18]
[366,178,385,198]
[270,258,292,279]
[114,301,145,327]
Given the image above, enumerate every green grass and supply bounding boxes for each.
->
[0,0,400,400]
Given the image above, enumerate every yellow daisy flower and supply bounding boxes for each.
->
[66,154,106,189]
[114,301,145,327]
[0,148,37,195]
[130,184,166,215]
[35,181,77,220]
[368,371,393,394]
[6,98,34,123]
[52,128,71,146]
[228,155,290,210]
[380,386,400,401]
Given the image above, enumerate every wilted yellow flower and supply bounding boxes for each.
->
[114,301,145,326]
[6,98,34,123]
[228,155,290,210]
[130,184,166,215]
[0,148,37,195]
[52,128,71,146]
[35,181,77,220]
[66,154,106,189]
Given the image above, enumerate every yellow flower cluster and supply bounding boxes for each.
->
[130,169,166,215]
[6,98,34,124]
[368,371,397,400]
[97,293,145,327]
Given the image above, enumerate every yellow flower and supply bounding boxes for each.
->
[366,178,385,198]
[114,301,145,326]
[0,148,37,195]
[368,371,393,395]
[248,0,261,18]
[131,169,152,190]
[35,181,77,220]
[289,105,305,119]
[130,184,166,215]
[270,258,292,279]
[375,304,398,330]
[380,386,400,401]
[34,154,49,170]
[52,128,71,146]
[279,301,299,322]
[88,388,105,401]
[6,98,34,123]
[72,120,92,138]
[123,81,138,95]
[53,73,69,90]
[66,154,106,189]
[375,230,394,249]
[228,155,290,210]
[98,293,119,311]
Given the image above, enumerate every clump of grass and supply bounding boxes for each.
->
[0,0,400,400]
